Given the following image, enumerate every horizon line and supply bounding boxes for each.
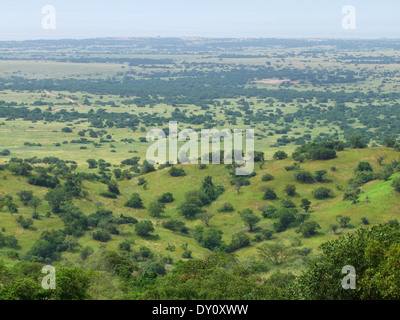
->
[2,36,400,43]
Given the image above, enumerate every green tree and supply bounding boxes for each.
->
[198,212,214,227]
[349,135,367,149]
[336,215,351,228]
[280,198,296,208]
[158,192,174,203]
[284,184,296,197]
[16,190,33,206]
[314,169,328,182]
[379,165,394,181]
[135,220,155,237]
[376,155,385,166]
[148,201,165,218]
[343,188,360,204]
[294,170,315,183]
[273,151,288,160]
[292,223,400,299]
[240,209,260,232]
[86,159,97,169]
[355,161,373,172]
[258,243,292,266]
[226,232,250,252]
[330,223,339,235]
[263,187,277,200]
[194,227,223,251]
[168,166,186,177]
[296,221,321,238]
[44,186,72,213]
[262,205,278,218]
[107,180,120,195]
[383,136,397,148]
[300,198,311,212]
[312,187,333,199]
[29,197,42,215]
[261,174,274,182]
[178,201,203,219]
[141,160,156,174]
[124,193,144,209]
[200,176,218,202]
[392,177,400,193]
[52,266,92,300]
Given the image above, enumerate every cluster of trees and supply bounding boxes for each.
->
[178,176,224,219]
[292,141,343,162]
[0,262,92,300]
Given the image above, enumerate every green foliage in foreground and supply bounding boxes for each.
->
[1,223,400,300]
[140,253,286,300]
[291,222,400,299]
[0,263,92,300]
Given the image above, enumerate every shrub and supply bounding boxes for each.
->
[361,217,370,225]
[261,174,274,181]
[148,201,165,218]
[100,191,118,199]
[124,193,144,208]
[261,229,274,240]
[16,190,33,206]
[135,220,155,237]
[162,219,189,233]
[336,215,351,228]
[92,231,111,242]
[137,177,147,186]
[349,172,376,188]
[0,149,10,156]
[217,202,234,213]
[178,201,202,219]
[262,205,278,218]
[307,148,337,161]
[119,240,132,251]
[284,184,296,196]
[61,127,73,133]
[312,187,334,199]
[263,187,277,200]
[280,198,296,208]
[107,180,120,195]
[343,188,360,204]
[141,160,155,174]
[273,208,298,233]
[294,170,315,183]
[16,216,33,229]
[355,161,373,172]
[240,208,260,232]
[182,250,192,259]
[285,163,300,171]
[158,192,174,203]
[273,151,288,160]
[194,227,223,251]
[168,166,186,177]
[226,232,251,253]
[300,198,311,212]
[314,169,328,182]
[296,221,321,237]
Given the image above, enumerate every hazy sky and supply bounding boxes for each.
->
[0,0,399,40]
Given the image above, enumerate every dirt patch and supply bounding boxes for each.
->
[44,90,84,107]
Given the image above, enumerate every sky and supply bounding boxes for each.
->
[0,0,399,40]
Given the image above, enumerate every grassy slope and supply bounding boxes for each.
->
[1,147,400,273]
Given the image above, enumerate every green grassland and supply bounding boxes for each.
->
[1,38,400,294]
[1,146,400,276]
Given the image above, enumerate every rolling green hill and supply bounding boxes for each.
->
[1,146,400,278]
